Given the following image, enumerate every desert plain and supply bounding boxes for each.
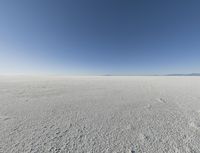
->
[0,76,200,153]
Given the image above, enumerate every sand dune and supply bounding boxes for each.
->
[0,76,200,153]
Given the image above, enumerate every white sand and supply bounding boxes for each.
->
[0,76,200,153]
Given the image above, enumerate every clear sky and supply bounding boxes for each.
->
[0,0,200,75]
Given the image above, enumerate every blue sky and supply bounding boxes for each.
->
[0,0,200,75]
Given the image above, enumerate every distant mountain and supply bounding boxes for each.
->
[166,73,200,76]
[101,73,200,76]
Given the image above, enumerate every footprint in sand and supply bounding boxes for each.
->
[0,115,11,121]
[128,149,135,153]
[189,121,200,130]
[128,145,136,153]
[124,124,136,131]
[156,98,167,103]
[146,104,152,110]
[185,145,197,153]
[138,133,150,144]
[189,110,200,130]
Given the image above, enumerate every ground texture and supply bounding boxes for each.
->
[0,76,200,153]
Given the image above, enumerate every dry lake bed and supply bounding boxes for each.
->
[0,76,200,153]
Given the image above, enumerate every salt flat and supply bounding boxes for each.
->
[0,76,200,153]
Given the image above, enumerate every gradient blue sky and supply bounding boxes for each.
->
[0,0,200,75]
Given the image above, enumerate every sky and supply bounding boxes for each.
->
[0,0,200,75]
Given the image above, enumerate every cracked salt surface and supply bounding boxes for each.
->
[0,76,200,152]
